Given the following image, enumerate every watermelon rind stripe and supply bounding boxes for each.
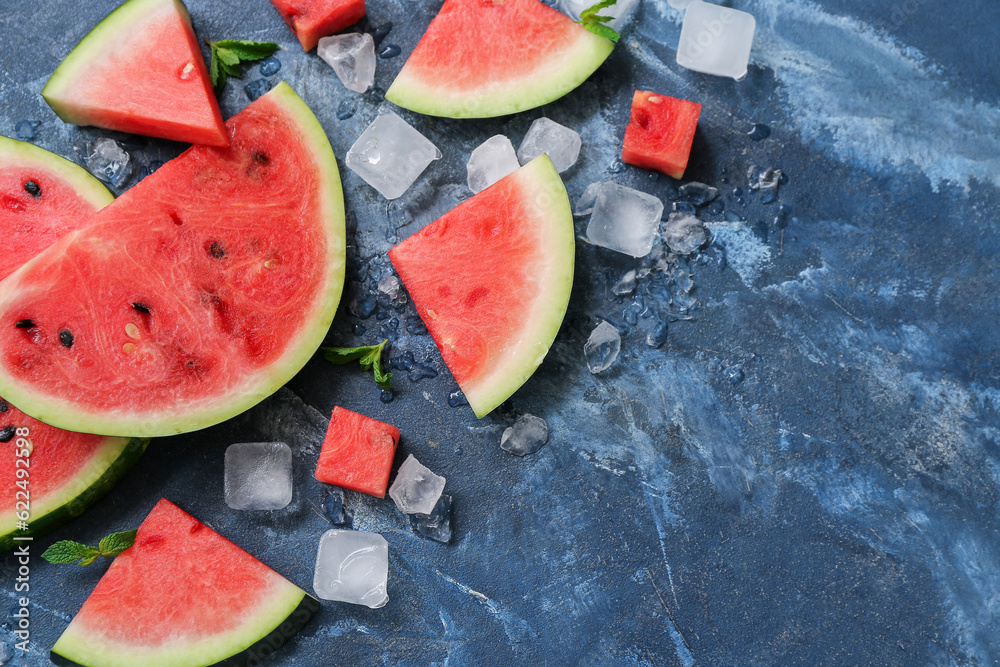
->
[50,584,316,667]
[0,135,113,210]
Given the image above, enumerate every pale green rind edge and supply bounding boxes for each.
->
[0,135,113,209]
[385,28,614,118]
[0,81,346,437]
[462,155,575,418]
[41,0,190,124]
[51,580,308,667]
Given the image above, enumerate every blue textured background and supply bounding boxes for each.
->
[3,0,1000,664]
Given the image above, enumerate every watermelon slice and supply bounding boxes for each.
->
[50,499,319,667]
[385,0,615,118]
[0,83,346,437]
[0,136,146,551]
[621,90,702,179]
[315,406,400,497]
[42,0,227,146]
[269,0,367,51]
[389,155,574,417]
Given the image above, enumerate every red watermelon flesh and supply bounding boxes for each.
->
[42,0,227,146]
[621,90,702,179]
[0,83,346,437]
[315,406,400,497]
[50,499,318,666]
[270,0,367,51]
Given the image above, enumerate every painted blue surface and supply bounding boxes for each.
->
[2,0,999,664]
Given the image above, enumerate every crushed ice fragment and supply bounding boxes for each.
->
[15,120,40,140]
[346,111,442,200]
[517,117,582,173]
[676,1,756,80]
[557,0,639,29]
[677,182,718,206]
[574,182,602,217]
[410,494,452,543]
[585,321,621,374]
[647,321,669,348]
[318,33,376,93]
[663,212,708,255]
[613,270,638,295]
[224,442,293,510]
[313,529,388,608]
[501,414,549,456]
[377,274,407,307]
[389,454,446,515]
[467,135,520,194]
[753,167,783,203]
[584,182,664,258]
[87,138,131,187]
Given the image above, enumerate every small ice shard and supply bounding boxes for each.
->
[677,182,718,206]
[613,269,638,295]
[516,117,582,173]
[224,442,293,510]
[346,111,442,200]
[574,181,602,217]
[378,274,407,307]
[646,320,668,348]
[585,321,621,373]
[584,182,664,258]
[318,33,376,93]
[389,454,446,515]
[676,1,756,80]
[754,167,783,203]
[313,529,388,608]
[663,212,708,255]
[557,0,640,30]
[410,494,452,543]
[467,135,520,193]
[500,414,549,456]
[87,138,131,187]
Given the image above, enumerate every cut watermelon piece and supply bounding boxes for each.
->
[42,0,227,146]
[0,83,346,437]
[389,155,574,417]
[386,0,615,118]
[50,499,319,667]
[270,0,367,51]
[621,90,702,179]
[315,407,400,497]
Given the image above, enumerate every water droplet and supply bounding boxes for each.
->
[747,123,771,141]
[336,99,357,121]
[258,56,281,76]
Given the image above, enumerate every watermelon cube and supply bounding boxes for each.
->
[621,90,702,180]
[269,0,367,52]
[315,407,399,497]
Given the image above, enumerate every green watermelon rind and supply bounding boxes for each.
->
[0,135,113,209]
[0,437,147,553]
[41,0,193,126]
[385,28,614,119]
[50,582,318,667]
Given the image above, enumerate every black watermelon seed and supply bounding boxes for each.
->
[253,151,269,164]
[0,400,9,413]
[209,242,225,259]
[0,425,16,442]
[59,329,74,348]
[23,180,40,197]
[132,302,151,314]
[15,319,34,329]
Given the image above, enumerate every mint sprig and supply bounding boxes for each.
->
[207,40,279,92]
[322,340,393,391]
[42,529,137,566]
[578,0,620,43]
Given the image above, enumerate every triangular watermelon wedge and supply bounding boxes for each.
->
[42,0,227,146]
[50,499,320,667]
[385,0,615,118]
[389,155,575,417]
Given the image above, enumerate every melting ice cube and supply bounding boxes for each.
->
[613,269,638,295]
[584,182,664,258]
[313,529,388,608]
[378,274,408,307]
[318,33,376,93]
[87,138,131,187]
[500,414,549,457]
[677,182,718,206]
[663,212,708,255]
[467,135,520,193]
[224,442,293,510]
[388,454,445,515]
[585,321,621,373]
[410,494,452,543]
[676,1,756,80]
[517,117,582,173]
[346,112,442,200]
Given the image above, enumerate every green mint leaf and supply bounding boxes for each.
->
[98,529,137,558]
[212,40,279,62]
[216,47,240,67]
[78,552,100,567]
[577,0,621,43]
[587,23,620,42]
[42,541,94,564]
[323,339,392,391]
[220,60,242,79]
[206,40,278,93]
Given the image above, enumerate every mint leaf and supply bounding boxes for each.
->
[206,40,279,92]
[323,340,393,392]
[98,529,137,558]
[578,0,621,43]
[42,528,136,566]
[213,40,280,61]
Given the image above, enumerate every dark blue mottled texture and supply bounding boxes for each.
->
[2,0,999,665]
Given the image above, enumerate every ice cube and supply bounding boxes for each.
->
[467,135,520,193]
[346,112,442,200]
[677,182,718,206]
[613,269,638,295]
[663,212,708,255]
[224,442,293,510]
[500,414,549,456]
[585,321,621,373]
[676,1,756,80]
[388,454,445,515]
[517,117,582,173]
[410,493,452,543]
[585,182,664,258]
[313,529,388,607]
[574,182,602,217]
[557,0,640,30]
[378,274,407,307]
[318,33,376,93]
[87,138,131,187]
